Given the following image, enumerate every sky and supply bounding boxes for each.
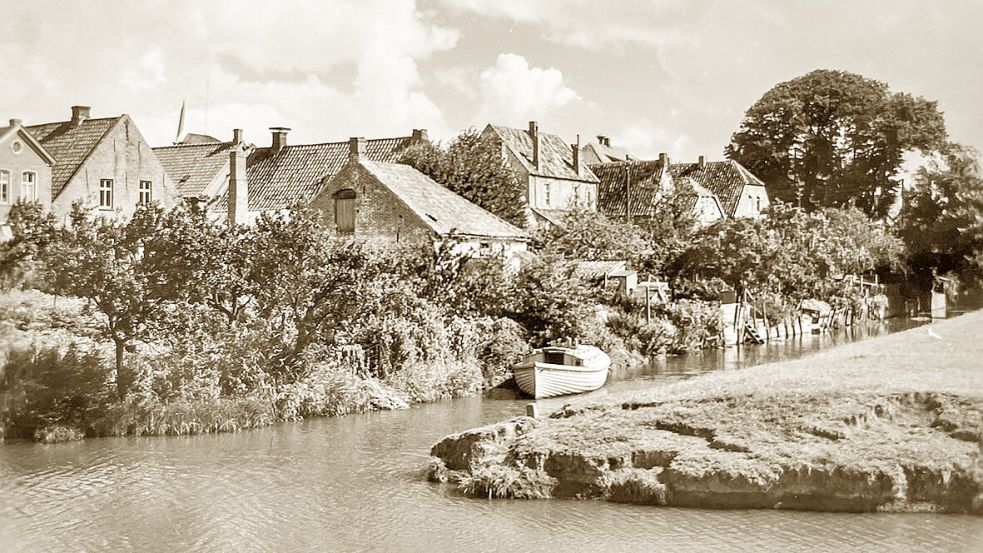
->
[1,0,981,161]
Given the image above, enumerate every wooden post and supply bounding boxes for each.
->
[645,285,651,323]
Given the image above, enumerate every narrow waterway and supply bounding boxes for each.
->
[1,320,980,552]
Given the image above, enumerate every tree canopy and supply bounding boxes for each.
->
[726,69,947,218]
[399,128,526,227]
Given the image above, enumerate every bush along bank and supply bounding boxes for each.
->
[0,203,717,443]
[428,311,983,515]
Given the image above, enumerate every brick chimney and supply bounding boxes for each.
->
[570,134,581,176]
[71,106,91,126]
[659,152,669,166]
[698,155,706,168]
[528,121,540,169]
[270,127,290,155]
[9,118,22,127]
[228,129,249,226]
[349,137,366,162]
[596,135,610,147]
[411,128,429,143]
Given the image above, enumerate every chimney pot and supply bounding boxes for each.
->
[349,137,366,162]
[698,155,706,168]
[71,105,91,125]
[9,118,21,127]
[233,128,244,145]
[411,128,429,143]
[659,152,668,166]
[528,121,540,169]
[270,127,290,155]
[571,134,581,176]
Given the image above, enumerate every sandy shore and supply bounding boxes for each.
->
[428,312,983,514]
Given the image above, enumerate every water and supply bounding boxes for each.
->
[2,321,981,552]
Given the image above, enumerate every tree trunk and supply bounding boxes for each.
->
[114,338,128,399]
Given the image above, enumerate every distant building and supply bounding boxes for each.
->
[591,158,724,226]
[481,121,599,228]
[0,119,55,236]
[580,135,637,165]
[668,156,769,218]
[153,132,241,206]
[26,106,178,221]
[310,138,529,256]
[207,127,429,224]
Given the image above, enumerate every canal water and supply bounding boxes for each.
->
[1,321,981,552]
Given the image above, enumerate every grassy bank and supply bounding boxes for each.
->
[429,311,983,514]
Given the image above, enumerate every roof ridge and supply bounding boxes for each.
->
[274,135,412,150]
[26,115,124,129]
[153,141,233,150]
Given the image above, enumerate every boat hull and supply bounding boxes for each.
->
[513,363,609,399]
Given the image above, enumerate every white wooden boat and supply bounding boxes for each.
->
[513,344,611,399]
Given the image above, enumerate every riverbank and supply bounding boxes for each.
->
[429,311,983,514]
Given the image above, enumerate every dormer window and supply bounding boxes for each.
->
[21,171,36,201]
[332,188,356,234]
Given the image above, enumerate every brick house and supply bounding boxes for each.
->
[481,121,600,228]
[26,106,178,222]
[667,155,770,218]
[310,138,528,256]
[0,119,55,236]
[209,127,428,224]
[591,159,724,226]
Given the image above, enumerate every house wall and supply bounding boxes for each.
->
[693,196,725,226]
[0,132,52,225]
[52,117,178,222]
[311,162,435,244]
[733,184,770,218]
[528,175,596,212]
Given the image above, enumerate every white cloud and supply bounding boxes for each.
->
[0,0,459,146]
[477,53,580,122]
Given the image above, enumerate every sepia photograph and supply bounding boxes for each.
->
[1,1,982,551]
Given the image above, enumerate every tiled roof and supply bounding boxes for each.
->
[570,260,628,280]
[360,160,528,240]
[26,117,121,198]
[668,160,764,217]
[153,142,233,197]
[591,160,668,218]
[487,124,599,183]
[214,136,417,212]
[181,133,220,144]
[580,141,637,165]
[592,160,722,218]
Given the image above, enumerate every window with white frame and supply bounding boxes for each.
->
[21,171,36,202]
[139,180,152,205]
[99,179,113,209]
[0,170,8,204]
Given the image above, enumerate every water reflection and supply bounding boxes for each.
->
[2,319,980,553]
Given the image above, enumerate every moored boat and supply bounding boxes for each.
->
[512,344,611,399]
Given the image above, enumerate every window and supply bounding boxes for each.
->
[21,171,36,202]
[139,180,152,205]
[587,188,592,207]
[332,189,356,234]
[99,179,113,209]
[0,171,8,204]
[544,182,551,207]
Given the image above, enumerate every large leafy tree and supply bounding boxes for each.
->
[44,204,171,398]
[0,200,58,288]
[727,69,947,218]
[399,128,526,227]
[901,144,983,286]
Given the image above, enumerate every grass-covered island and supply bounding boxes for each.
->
[429,311,983,514]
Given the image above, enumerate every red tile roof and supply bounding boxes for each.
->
[153,142,233,197]
[213,136,417,212]
[26,117,121,199]
[668,160,765,217]
[486,124,599,183]
[359,160,528,240]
